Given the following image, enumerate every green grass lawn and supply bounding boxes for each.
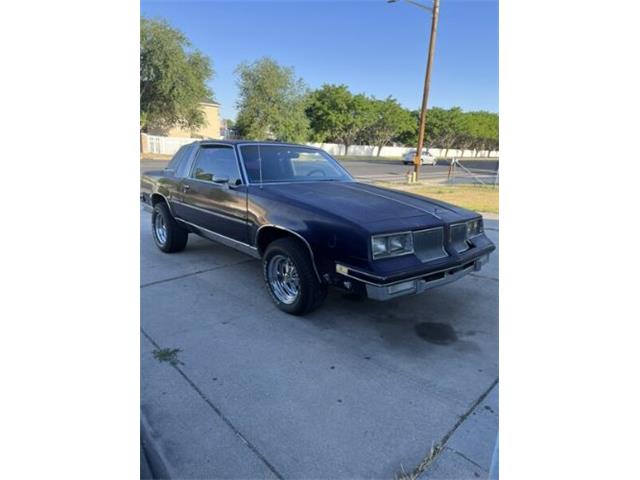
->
[376,182,499,214]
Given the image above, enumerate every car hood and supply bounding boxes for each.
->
[259,181,473,226]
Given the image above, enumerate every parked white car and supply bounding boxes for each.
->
[402,149,437,166]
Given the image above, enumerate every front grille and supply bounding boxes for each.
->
[413,227,448,262]
[450,223,470,253]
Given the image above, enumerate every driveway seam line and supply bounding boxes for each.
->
[437,378,498,449]
[141,328,285,480]
[445,446,488,472]
[400,378,498,479]
[140,259,257,289]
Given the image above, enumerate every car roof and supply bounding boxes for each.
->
[194,139,311,147]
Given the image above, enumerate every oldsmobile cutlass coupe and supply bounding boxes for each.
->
[141,141,495,315]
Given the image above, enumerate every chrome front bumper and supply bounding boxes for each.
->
[364,254,490,301]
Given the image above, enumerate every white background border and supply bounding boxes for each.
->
[1,0,639,478]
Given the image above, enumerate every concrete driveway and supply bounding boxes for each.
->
[141,207,499,479]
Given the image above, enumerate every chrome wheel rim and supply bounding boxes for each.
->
[154,213,167,245]
[267,254,300,304]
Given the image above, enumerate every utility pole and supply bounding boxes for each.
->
[388,0,440,182]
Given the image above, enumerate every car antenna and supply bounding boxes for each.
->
[258,143,263,189]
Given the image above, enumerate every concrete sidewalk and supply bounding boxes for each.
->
[141,208,499,479]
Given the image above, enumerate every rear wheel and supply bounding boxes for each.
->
[263,238,327,315]
[151,202,188,253]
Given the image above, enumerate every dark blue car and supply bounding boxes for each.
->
[141,141,495,315]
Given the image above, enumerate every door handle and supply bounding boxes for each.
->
[182,185,190,192]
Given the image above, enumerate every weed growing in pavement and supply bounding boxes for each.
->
[152,348,183,367]
[395,443,443,480]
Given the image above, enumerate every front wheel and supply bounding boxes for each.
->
[263,238,327,315]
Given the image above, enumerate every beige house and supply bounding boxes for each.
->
[147,100,222,139]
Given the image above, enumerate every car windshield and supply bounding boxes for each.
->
[239,145,353,183]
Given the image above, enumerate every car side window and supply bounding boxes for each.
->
[190,146,241,184]
[175,145,193,178]
[166,146,186,172]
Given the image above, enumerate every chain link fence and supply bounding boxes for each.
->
[446,158,499,186]
[354,158,499,186]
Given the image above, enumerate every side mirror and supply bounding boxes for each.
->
[195,172,214,181]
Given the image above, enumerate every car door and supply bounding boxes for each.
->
[176,144,248,243]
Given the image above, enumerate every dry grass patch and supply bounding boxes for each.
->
[395,443,443,480]
[376,182,499,214]
[334,155,403,162]
[141,152,173,161]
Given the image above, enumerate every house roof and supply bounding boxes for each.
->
[200,99,220,106]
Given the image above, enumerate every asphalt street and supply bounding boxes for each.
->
[140,158,498,185]
[140,206,499,479]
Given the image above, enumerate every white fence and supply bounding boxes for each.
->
[143,134,197,155]
[307,142,499,159]
[141,134,499,159]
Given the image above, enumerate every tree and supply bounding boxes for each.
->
[464,111,499,156]
[394,110,420,146]
[306,85,374,156]
[234,57,309,142]
[405,107,499,157]
[140,18,213,133]
[424,107,469,157]
[362,98,416,156]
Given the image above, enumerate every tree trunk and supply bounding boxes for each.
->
[344,143,349,157]
[377,143,383,157]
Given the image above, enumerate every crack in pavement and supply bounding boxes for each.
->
[141,328,285,480]
[140,259,258,289]
[399,378,499,479]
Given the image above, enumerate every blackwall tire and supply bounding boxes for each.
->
[151,202,188,253]
[263,238,327,315]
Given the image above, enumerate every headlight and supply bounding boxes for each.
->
[371,232,414,259]
[466,219,483,237]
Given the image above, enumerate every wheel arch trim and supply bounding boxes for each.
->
[150,192,175,217]
[256,224,322,283]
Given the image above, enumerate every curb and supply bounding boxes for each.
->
[141,411,173,480]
